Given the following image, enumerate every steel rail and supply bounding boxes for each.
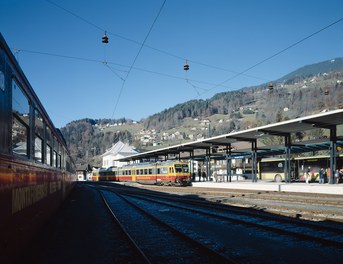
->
[113,191,239,264]
[111,185,343,233]
[98,189,152,264]
[118,190,343,249]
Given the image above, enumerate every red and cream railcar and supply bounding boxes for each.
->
[0,33,76,262]
[98,161,192,186]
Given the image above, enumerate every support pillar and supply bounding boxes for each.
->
[284,134,291,183]
[206,148,210,181]
[252,139,258,182]
[226,144,232,182]
[329,126,337,184]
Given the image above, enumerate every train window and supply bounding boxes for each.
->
[157,168,160,174]
[182,164,189,173]
[34,110,44,163]
[175,165,183,173]
[53,150,57,167]
[140,169,143,175]
[46,144,52,166]
[35,110,44,138]
[34,136,43,162]
[12,80,30,122]
[148,169,152,174]
[12,117,28,157]
[0,70,4,91]
[58,154,62,168]
[46,126,52,145]
[144,169,147,175]
[12,80,30,157]
[58,144,62,168]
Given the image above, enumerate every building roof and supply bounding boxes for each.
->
[101,141,138,157]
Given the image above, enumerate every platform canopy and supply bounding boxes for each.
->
[118,109,343,162]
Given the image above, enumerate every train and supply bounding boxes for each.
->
[92,160,192,186]
[0,33,76,262]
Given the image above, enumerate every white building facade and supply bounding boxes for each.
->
[101,141,139,168]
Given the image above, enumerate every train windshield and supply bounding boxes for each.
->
[175,164,189,173]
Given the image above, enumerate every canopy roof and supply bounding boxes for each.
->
[118,109,343,162]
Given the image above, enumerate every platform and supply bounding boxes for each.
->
[191,181,343,195]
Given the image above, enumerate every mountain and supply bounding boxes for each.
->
[61,58,343,167]
[278,57,343,83]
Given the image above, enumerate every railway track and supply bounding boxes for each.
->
[98,188,237,263]
[117,189,343,248]
[91,183,343,263]
[136,185,343,222]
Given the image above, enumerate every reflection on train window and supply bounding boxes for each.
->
[46,144,52,166]
[58,144,62,168]
[46,126,52,146]
[0,70,4,91]
[12,80,29,120]
[35,136,43,162]
[57,154,62,169]
[35,110,44,138]
[12,116,28,157]
[53,150,57,167]
[12,80,29,157]
[160,168,168,174]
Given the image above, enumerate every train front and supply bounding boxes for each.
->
[174,162,192,186]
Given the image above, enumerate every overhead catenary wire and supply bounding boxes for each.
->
[14,48,230,90]
[111,0,167,119]
[203,16,343,97]
[45,0,343,97]
[28,1,343,105]
[44,0,267,83]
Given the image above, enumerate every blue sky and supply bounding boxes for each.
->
[1,0,343,128]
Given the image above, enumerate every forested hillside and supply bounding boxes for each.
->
[61,58,343,166]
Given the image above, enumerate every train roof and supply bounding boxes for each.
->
[0,33,69,151]
[120,160,188,169]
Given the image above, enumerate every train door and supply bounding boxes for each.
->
[132,169,136,182]
[169,166,175,181]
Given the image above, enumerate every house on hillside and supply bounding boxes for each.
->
[101,141,139,168]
